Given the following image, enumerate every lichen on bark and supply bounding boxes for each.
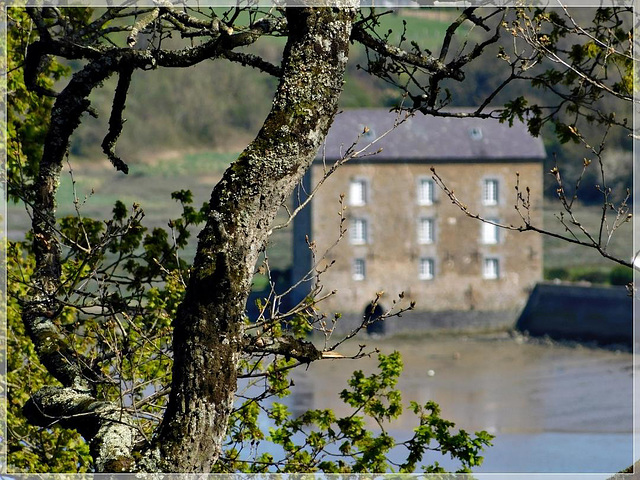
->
[19,5,357,473]
[152,7,356,472]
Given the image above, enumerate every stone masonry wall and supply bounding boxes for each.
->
[304,160,543,320]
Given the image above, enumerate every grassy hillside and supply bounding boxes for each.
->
[65,7,631,208]
[69,9,464,159]
[544,201,633,270]
[8,150,294,270]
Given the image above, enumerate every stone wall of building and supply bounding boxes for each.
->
[295,159,543,320]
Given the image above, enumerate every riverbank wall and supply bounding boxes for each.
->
[249,281,633,345]
[515,282,632,346]
[328,308,519,336]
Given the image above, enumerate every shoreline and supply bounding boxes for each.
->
[330,326,633,354]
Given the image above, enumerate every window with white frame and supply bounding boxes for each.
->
[350,218,368,244]
[483,257,500,279]
[483,179,499,206]
[349,178,368,206]
[417,217,434,244]
[353,258,366,281]
[481,220,500,244]
[417,177,435,205]
[419,257,435,280]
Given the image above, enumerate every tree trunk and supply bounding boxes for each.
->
[147,7,356,472]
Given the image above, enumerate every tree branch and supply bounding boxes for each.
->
[25,56,119,392]
[126,8,160,48]
[221,50,282,77]
[243,335,322,363]
[101,65,134,173]
[351,24,460,80]
[23,386,139,472]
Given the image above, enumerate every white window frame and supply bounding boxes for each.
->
[483,257,500,280]
[350,218,368,245]
[417,217,435,244]
[353,258,366,281]
[483,178,499,206]
[481,220,500,245]
[419,257,435,280]
[349,178,368,206]
[417,177,435,206]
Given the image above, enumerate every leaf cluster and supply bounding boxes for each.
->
[7,190,209,470]
[7,8,70,204]
[217,352,493,473]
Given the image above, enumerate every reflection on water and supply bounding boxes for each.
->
[285,334,633,473]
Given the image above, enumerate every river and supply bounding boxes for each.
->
[282,332,634,474]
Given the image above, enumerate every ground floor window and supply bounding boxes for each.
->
[483,257,500,279]
[419,257,435,280]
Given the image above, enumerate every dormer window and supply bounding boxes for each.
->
[359,124,375,139]
[469,127,483,140]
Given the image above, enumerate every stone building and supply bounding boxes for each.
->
[291,108,546,333]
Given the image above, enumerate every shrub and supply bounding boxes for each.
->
[545,267,570,281]
[610,265,633,286]
[568,267,609,284]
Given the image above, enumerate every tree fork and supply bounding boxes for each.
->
[23,54,143,472]
[150,7,356,473]
[26,56,117,392]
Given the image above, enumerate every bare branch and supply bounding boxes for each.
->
[431,167,632,268]
[351,24,460,79]
[23,386,139,472]
[102,66,134,174]
[127,8,160,48]
[221,50,282,77]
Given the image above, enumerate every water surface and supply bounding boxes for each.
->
[286,333,634,473]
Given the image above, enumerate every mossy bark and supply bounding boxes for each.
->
[26,57,115,392]
[152,7,355,473]
[23,55,144,473]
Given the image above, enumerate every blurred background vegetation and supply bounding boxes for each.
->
[8,7,632,282]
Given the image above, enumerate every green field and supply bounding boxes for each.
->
[8,150,293,270]
[541,200,633,285]
[542,202,632,270]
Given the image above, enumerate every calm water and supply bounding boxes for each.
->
[282,333,634,474]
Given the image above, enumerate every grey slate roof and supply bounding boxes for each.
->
[318,108,546,163]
